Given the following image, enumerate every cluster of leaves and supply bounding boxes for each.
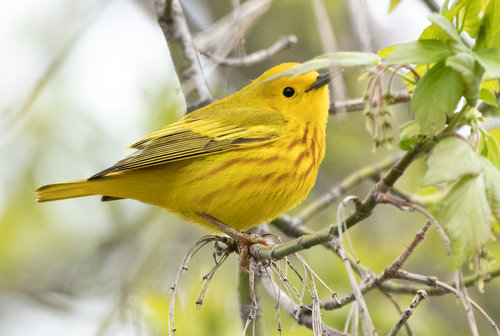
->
[381,0,500,270]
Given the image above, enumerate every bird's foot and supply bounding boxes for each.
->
[197,213,268,268]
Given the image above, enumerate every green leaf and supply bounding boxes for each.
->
[480,130,500,170]
[445,52,484,105]
[383,40,451,65]
[329,52,382,67]
[475,48,500,79]
[427,13,463,43]
[461,0,486,39]
[410,62,465,136]
[388,0,403,13]
[481,156,500,223]
[420,2,474,40]
[476,0,500,51]
[422,136,481,186]
[420,23,448,41]
[482,79,499,94]
[378,45,395,58]
[398,121,424,151]
[262,53,381,83]
[440,175,492,270]
[480,88,499,106]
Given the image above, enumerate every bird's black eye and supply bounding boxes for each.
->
[283,87,295,98]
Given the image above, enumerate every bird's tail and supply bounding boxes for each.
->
[36,179,96,202]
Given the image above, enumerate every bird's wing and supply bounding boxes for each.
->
[89,107,286,179]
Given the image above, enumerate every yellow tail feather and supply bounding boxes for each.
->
[36,180,96,202]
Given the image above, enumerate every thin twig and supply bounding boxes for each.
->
[196,247,233,307]
[260,268,348,336]
[454,269,479,336]
[193,0,271,83]
[387,290,427,336]
[343,302,357,335]
[380,291,413,336]
[168,235,234,335]
[193,0,271,53]
[334,196,377,336]
[302,258,323,335]
[262,267,284,334]
[199,35,297,67]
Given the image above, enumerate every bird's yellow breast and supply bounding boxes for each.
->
[88,120,325,231]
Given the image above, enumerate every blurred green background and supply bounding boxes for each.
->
[1,0,499,334]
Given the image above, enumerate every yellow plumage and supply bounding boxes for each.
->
[36,63,330,232]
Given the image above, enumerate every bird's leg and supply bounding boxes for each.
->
[197,213,268,268]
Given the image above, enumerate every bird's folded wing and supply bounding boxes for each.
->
[89,108,286,179]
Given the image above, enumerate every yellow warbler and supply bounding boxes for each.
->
[36,63,330,233]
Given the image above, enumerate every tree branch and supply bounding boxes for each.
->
[330,90,411,114]
[155,0,215,112]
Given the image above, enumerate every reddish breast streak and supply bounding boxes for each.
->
[190,156,280,184]
[189,157,245,183]
[301,125,309,144]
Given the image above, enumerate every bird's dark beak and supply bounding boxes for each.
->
[307,72,331,92]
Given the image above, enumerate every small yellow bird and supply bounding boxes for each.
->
[36,63,330,260]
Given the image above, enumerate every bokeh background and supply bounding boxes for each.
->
[1,0,499,334]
